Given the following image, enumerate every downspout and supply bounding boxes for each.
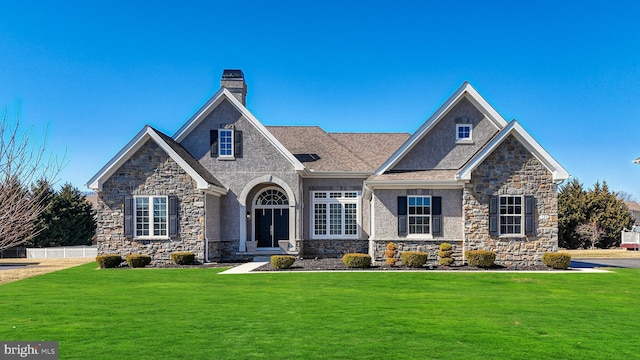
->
[204,193,210,263]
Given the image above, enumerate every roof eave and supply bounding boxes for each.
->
[364,179,465,190]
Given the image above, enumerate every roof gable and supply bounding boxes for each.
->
[86,126,227,194]
[457,120,570,181]
[173,88,304,171]
[376,82,508,175]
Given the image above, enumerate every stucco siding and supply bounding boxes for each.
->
[373,188,463,240]
[393,98,499,170]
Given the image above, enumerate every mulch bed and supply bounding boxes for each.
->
[254,257,553,272]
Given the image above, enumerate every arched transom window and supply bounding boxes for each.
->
[255,188,288,207]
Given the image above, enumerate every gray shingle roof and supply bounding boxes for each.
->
[266,126,409,173]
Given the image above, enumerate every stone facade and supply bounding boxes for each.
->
[97,140,206,265]
[299,239,369,258]
[463,135,558,267]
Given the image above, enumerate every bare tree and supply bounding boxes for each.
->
[0,105,63,251]
[575,221,605,249]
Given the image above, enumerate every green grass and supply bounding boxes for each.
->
[1,264,639,359]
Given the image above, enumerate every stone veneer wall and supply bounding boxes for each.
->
[463,135,558,267]
[97,140,206,265]
[300,239,369,258]
[372,240,463,265]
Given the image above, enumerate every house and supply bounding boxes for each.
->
[625,201,640,226]
[87,70,569,267]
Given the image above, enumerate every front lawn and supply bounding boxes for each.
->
[1,264,638,359]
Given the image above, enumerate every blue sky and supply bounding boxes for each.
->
[1,1,639,198]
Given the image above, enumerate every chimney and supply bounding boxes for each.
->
[221,69,247,106]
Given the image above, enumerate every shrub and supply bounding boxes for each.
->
[342,253,371,268]
[171,251,196,265]
[96,254,122,269]
[465,250,496,268]
[438,242,454,266]
[271,255,296,270]
[542,252,572,270]
[384,242,399,266]
[126,254,152,268]
[439,257,454,266]
[401,252,428,268]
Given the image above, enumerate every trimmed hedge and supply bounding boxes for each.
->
[271,255,296,270]
[401,252,428,268]
[126,254,152,268]
[438,242,454,266]
[171,251,196,265]
[342,253,371,268]
[96,254,122,269]
[542,252,572,269]
[465,250,496,268]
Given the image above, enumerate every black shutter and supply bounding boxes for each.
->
[524,195,535,236]
[397,196,407,236]
[124,196,133,238]
[432,196,442,236]
[168,196,178,238]
[234,130,243,158]
[489,195,498,236]
[210,130,218,157]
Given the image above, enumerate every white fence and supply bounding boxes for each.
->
[26,246,97,259]
[621,230,640,250]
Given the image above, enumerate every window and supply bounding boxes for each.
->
[489,195,534,237]
[408,196,431,234]
[456,124,472,142]
[135,196,168,238]
[210,129,242,158]
[499,196,522,235]
[311,191,359,238]
[219,129,234,157]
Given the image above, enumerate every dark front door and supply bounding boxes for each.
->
[255,208,289,248]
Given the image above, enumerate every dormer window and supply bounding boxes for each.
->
[456,124,472,143]
[210,128,243,159]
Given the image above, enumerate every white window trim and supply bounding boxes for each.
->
[310,191,360,239]
[455,124,473,144]
[218,129,235,159]
[134,195,169,239]
[499,195,524,237]
[407,195,432,238]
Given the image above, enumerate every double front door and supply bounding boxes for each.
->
[254,208,289,248]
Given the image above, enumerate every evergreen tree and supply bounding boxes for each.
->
[31,183,96,247]
[586,181,634,248]
[558,179,635,249]
[558,179,587,248]
[29,179,57,247]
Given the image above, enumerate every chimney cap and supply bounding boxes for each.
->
[222,69,244,79]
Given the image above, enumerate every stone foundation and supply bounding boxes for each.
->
[299,239,369,258]
[372,240,464,266]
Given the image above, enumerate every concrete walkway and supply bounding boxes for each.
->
[219,262,268,274]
